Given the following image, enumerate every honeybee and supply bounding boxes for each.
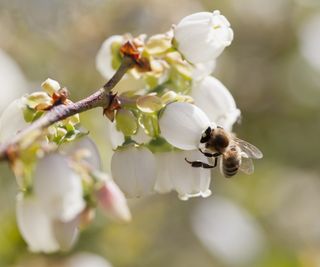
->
[185,126,263,177]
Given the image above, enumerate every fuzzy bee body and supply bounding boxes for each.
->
[186,126,263,177]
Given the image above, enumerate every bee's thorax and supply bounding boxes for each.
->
[205,130,230,153]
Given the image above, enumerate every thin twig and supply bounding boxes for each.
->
[0,56,134,161]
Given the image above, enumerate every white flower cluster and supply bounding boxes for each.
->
[95,10,240,200]
[0,9,245,253]
[0,82,131,253]
[14,137,131,253]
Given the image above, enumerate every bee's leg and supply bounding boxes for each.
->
[198,149,221,158]
[185,158,215,169]
[200,127,212,143]
[212,157,218,168]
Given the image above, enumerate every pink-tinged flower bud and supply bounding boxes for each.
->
[174,10,234,64]
[97,178,131,222]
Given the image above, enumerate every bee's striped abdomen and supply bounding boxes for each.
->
[222,156,240,178]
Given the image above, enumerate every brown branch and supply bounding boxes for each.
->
[0,56,134,161]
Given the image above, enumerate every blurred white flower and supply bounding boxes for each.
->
[174,10,233,64]
[63,136,102,170]
[0,49,28,112]
[65,252,112,267]
[159,102,214,150]
[52,216,79,251]
[299,15,320,72]
[97,174,131,222]
[191,76,240,131]
[16,193,59,253]
[155,150,211,200]
[111,146,156,198]
[0,98,28,143]
[33,154,85,222]
[96,35,124,80]
[191,197,265,266]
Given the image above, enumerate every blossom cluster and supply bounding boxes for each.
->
[0,80,131,253]
[0,10,242,253]
[97,10,239,200]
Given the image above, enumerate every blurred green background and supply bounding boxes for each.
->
[1,0,320,266]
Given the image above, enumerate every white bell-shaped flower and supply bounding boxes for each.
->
[65,252,113,267]
[155,150,212,200]
[159,102,214,150]
[97,175,131,222]
[0,98,28,143]
[191,76,240,131]
[174,10,234,64]
[96,35,124,80]
[33,154,85,222]
[16,193,59,253]
[111,146,156,198]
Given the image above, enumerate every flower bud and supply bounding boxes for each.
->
[174,10,234,64]
[97,177,131,222]
[41,78,61,95]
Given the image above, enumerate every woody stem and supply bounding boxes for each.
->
[0,56,134,161]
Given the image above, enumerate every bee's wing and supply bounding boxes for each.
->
[219,156,225,176]
[239,156,254,175]
[233,137,263,159]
